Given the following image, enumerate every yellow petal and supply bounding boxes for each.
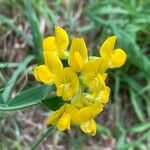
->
[57,85,73,100]
[97,74,106,88]
[47,105,65,125]
[76,103,104,124]
[43,51,63,74]
[64,104,78,124]
[43,36,57,51]
[69,38,88,72]
[57,112,71,131]
[80,119,97,136]
[82,58,108,85]
[33,65,54,84]
[55,26,69,53]
[71,51,84,72]
[47,104,78,129]
[71,94,86,109]
[101,87,110,104]
[99,36,117,58]
[95,86,110,104]
[55,67,79,100]
[109,48,127,68]
[89,73,106,92]
[69,38,88,63]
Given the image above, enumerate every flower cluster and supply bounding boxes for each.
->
[34,26,127,136]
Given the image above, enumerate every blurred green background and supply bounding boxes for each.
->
[0,0,150,149]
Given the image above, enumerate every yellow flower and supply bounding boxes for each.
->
[34,51,63,84]
[34,27,127,136]
[80,57,111,105]
[99,36,127,68]
[80,119,96,136]
[43,26,69,59]
[34,65,54,84]
[69,38,88,72]
[75,103,104,124]
[47,104,78,131]
[57,113,70,131]
[82,58,108,86]
[89,73,110,103]
[54,67,79,100]
[89,73,107,92]
[71,92,90,109]
[91,86,110,104]
[71,103,103,135]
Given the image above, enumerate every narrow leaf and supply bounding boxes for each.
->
[23,0,43,64]
[130,91,145,122]
[0,85,51,111]
[2,56,34,103]
[128,122,150,133]
[116,132,126,150]
[0,93,4,104]
[31,126,55,150]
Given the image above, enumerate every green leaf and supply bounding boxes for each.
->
[2,56,34,103]
[116,132,127,150]
[130,91,145,122]
[0,85,51,111]
[128,122,150,133]
[120,131,150,149]
[31,126,55,150]
[42,96,64,111]
[23,0,43,64]
[0,62,19,68]
[87,5,129,15]
[0,93,4,104]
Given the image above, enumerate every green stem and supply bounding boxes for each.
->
[31,126,55,150]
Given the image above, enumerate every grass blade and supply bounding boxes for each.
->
[2,56,34,103]
[130,91,145,122]
[0,93,4,104]
[23,0,43,64]
[31,126,55,150]
[0,14,33,46]
[0,62,19,68]
[128,122,150,133]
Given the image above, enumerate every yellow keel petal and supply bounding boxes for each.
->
[109,48,127,68]
[34,65,54,84]
[57,113,71,131]
[80,119,97,136]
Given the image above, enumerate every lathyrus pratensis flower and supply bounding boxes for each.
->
[33,26,127,136]
[47,104,78,131]
[34,51,63,84]
[43,26,69,59]
[69,38,88,72]
[99,36,127,68]
[54,67,79,100]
